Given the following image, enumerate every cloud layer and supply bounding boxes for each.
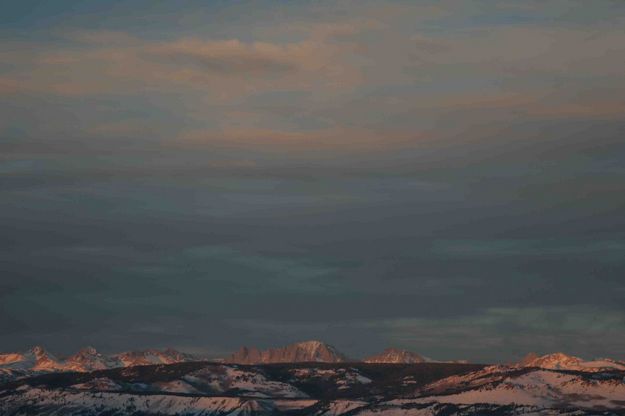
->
[1,0,624,362]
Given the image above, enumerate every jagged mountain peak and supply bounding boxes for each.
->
[1,346,199,376]
[114,348,195,366]
[292,340,325,347]
[289,340,343,354]
[70,346,100,358]
[27,346,63,371]
[521,352,583,369]
[30,345,50,357]
[64,346,121,372]
[538,352,579,360]
[364,347,426,363]
[227,340,348,364]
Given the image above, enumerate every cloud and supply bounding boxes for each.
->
[2,8,624,141]
[62,30,142,46]
[1,1,624,360]
[87,120,158,137]
[281,18,384,43]
[0,29,364,99]
[174,127,425,150]
[145,39,302,76]
[432,239,625,260]
[375,306,625,361]
[0,77,22,94]
[525,101,625,120]
[227,305,625,362]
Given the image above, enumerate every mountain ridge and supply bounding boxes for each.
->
[0,346,198,379]
[3,343,624,379]
[518,351,625,372]
[2,359,624,415]
[226,340,348,364]
[363,347,427,364]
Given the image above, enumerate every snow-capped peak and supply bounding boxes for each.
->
[227,340,348,364]
[30,346,50,358]
[65,347,123,372]
[519,352,625,372]
[0,352,26,366]
[113,348,195,367]
[364,348,426,364]
[521,352,582,369]
[28,346,64,371]
[0,346,199,377]
[290,340,345,361]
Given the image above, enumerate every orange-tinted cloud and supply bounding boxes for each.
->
[145,39,301,76]
[0,77,22,94]
[175,127,425,151]
[0,30,364,100]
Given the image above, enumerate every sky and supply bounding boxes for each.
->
[1,0,624,363]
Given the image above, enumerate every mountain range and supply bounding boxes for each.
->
[2,351,625,415]
[2,341,625,415]
[2,340,624,380]
[0,345,196,380]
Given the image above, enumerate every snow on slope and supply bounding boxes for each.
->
[0,352,25,366]
[182,365,309,398]
[114,348,196,367]
[0,368,28,383]
[0,346,199,379]
[350,401,596,416]
[0,387,317,416]
[318,400,369,415]
[520,352,625,372]
[415,366,625,410]
[152,380,202,394]
[0,386,609,416]
[0,346,65,372]
[2,360,624,415]
[65,347,124,371]
[71,377,122,391]
[290,367,371,390]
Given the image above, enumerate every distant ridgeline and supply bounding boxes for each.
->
[1,344,624,415]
